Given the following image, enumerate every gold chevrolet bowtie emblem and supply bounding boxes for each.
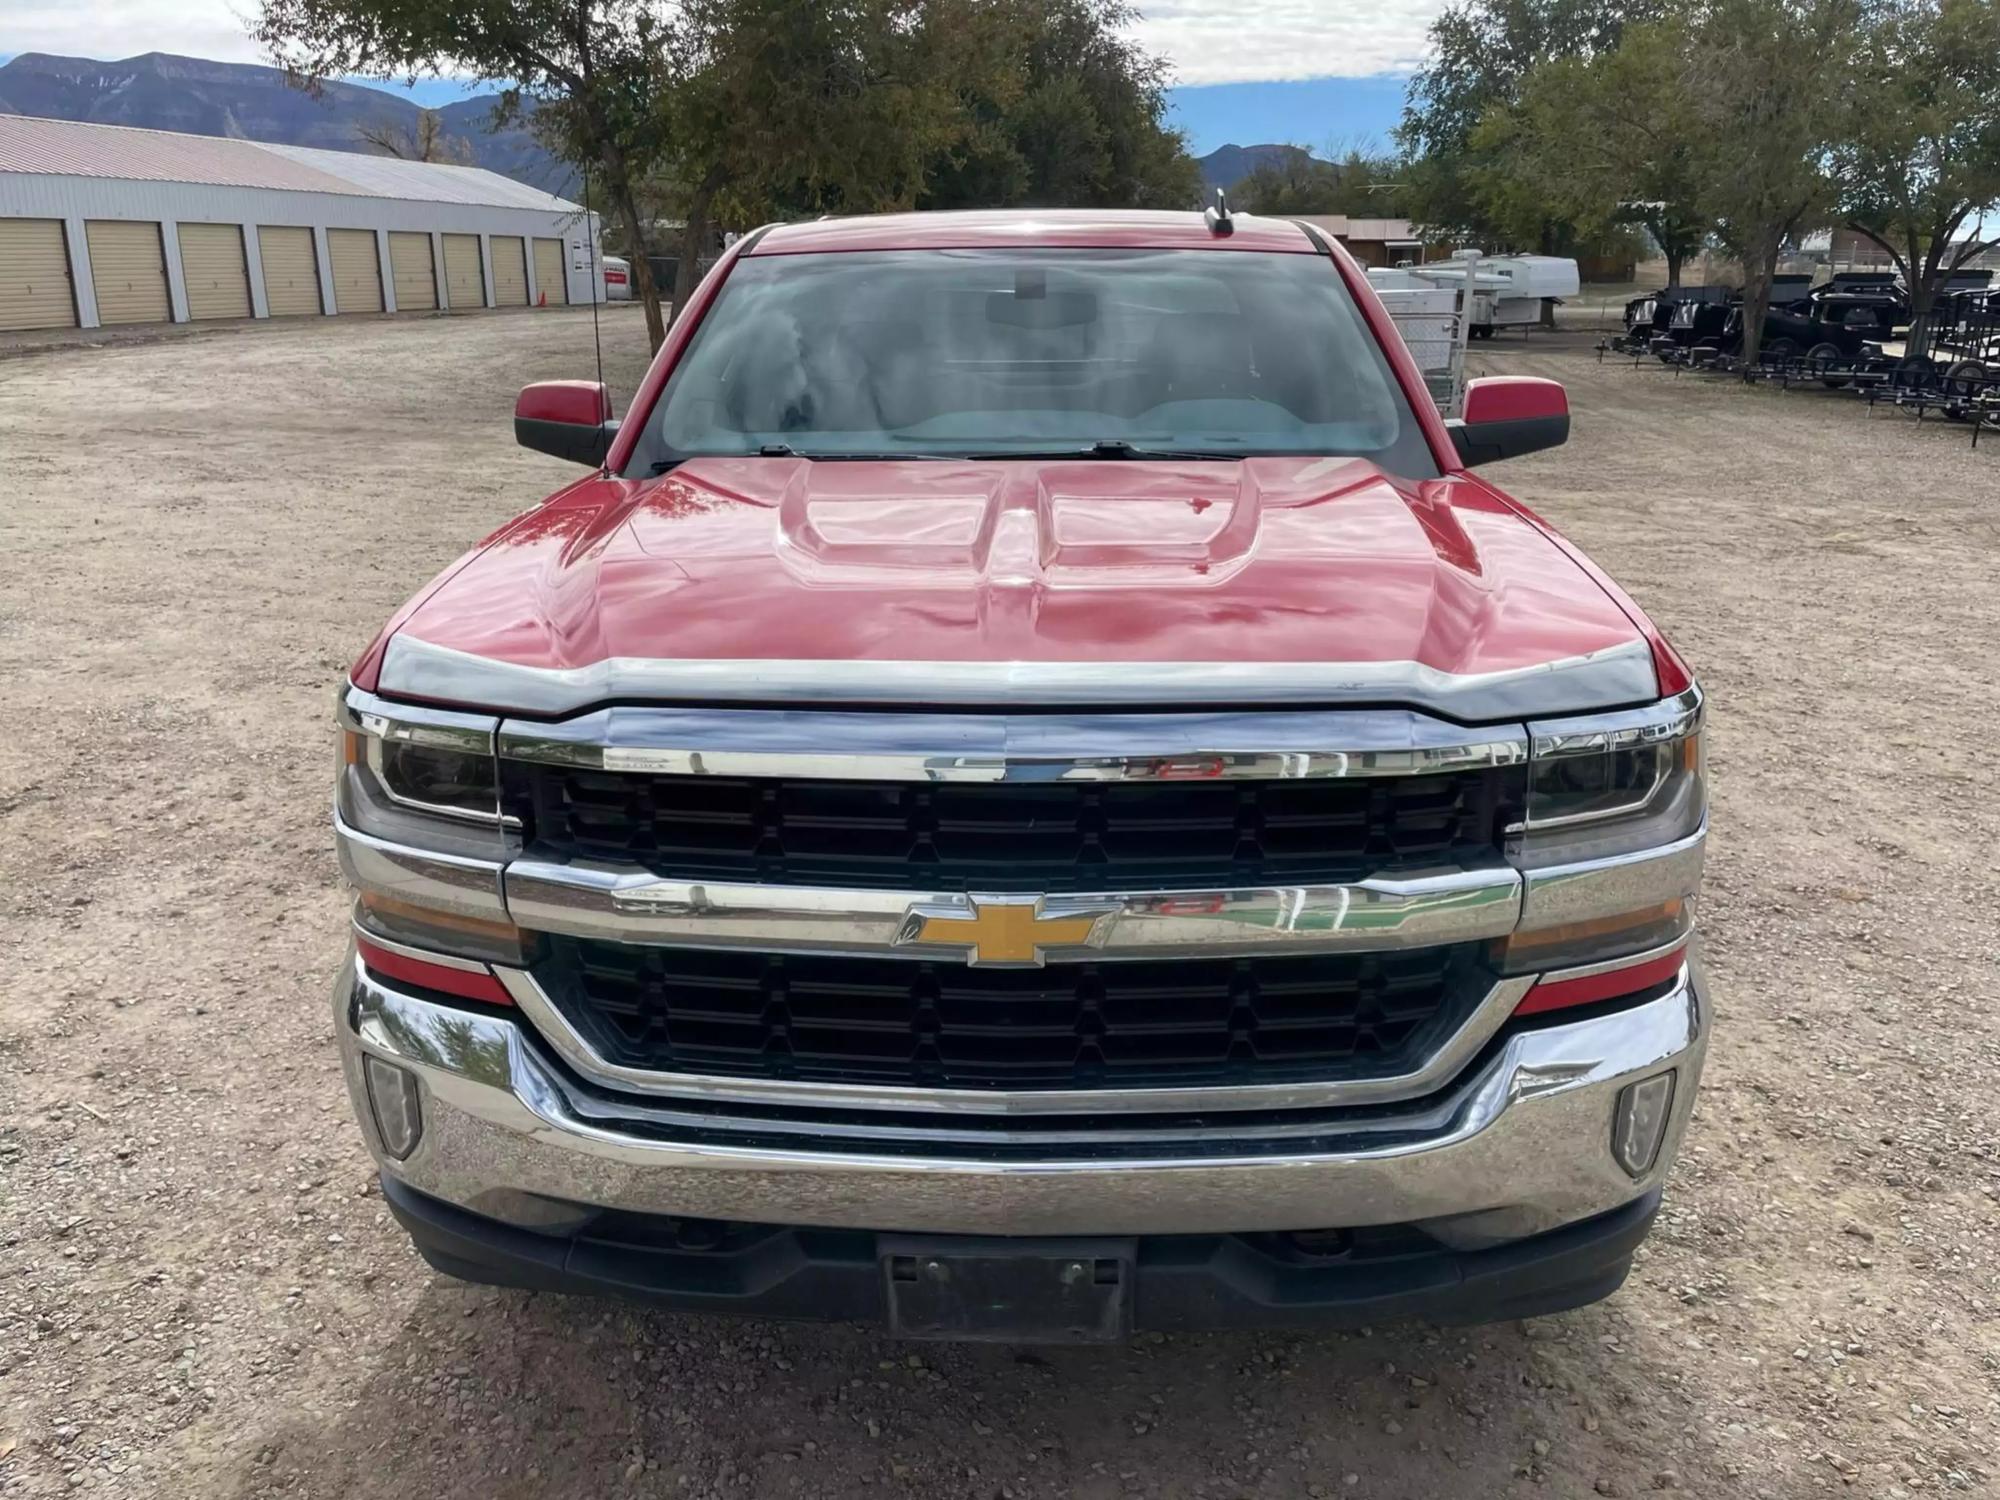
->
[897,896,1114,967]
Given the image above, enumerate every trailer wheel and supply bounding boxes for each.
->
[1761,337,1798,365]
[1944,359,1988,396]
[1890,356,1933,392]
[1470,324,1494,341]
[1807,342,1849,388]
[1940,361,1992,420]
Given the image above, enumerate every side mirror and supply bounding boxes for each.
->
[1449,376,1569,467]
[515,381,616,467]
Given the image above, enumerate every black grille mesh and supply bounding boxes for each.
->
[532,937,1485,1091]
[501,764,1514,892]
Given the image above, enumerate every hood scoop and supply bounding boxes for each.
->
[776,459,1263,587]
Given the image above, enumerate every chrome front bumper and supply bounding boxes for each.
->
[334,950,1707,1251]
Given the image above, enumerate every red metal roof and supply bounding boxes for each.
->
[750,209,1319,255]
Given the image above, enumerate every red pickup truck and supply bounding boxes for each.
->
[334,208,1706,1341]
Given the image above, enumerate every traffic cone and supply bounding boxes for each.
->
[537,291,546,307]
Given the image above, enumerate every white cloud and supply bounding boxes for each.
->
[2,0,1445,86]
[4,2,268,64]
[1131,1,1446,85]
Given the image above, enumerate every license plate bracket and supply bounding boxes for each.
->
[881,1236,1136,1343]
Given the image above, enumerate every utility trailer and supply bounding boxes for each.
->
[1369,254,1579,339]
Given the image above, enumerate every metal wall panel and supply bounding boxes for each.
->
[489,235,528,306]
[258,225,321,316]
[326,227,382,313]
[532,237,567,305]
[387,231,436,311]
[176,221,252,320]
[441,232,484,309]
[0,216,77,330]
[84,219,171,324]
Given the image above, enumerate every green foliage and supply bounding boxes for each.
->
[1398,0,1658,244]
[1474,21,1711,281]
[665,0,977,223]
[916,0,1200,211]
[1832,0,2000,348]
[1232,149,1404,218]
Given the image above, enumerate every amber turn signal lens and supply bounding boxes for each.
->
[1496,898,1684,966]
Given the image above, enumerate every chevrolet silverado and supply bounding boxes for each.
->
[333,208,1707,1341]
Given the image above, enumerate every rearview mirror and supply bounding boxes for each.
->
[516,381,616,467]
[1449,376,1569,467]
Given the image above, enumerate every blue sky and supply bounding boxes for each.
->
[1168,76,1409,155]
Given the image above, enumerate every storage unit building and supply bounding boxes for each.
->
[0,114,603,333]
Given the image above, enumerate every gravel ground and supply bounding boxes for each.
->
[1,306,1995,1500]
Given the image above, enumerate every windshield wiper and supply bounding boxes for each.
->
[963,440,1252,461]
[650,446,949,472]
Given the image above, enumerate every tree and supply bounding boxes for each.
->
[356,107,470,162]
[255,0,680,350]
[1685,0,1859,363]
[1477,21,1712,285]
[1832,0,2000,355]
[916,0,1199,213]
[1398,0,1658,246]
[1232,147,1404,218]
[656,0,989,322]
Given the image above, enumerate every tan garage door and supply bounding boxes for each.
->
[0,217,77,331]
[388,232,436,312]
[259,226,321,317]
[441,233,484,310]
[85,220,171,325]
[327,228,382,314]
[532,237,567,305]
[490,235,529,306]
[176,222,252,321]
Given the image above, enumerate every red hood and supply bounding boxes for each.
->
[372,456,1658,719]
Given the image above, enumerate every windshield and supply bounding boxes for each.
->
[627,247,1436,476]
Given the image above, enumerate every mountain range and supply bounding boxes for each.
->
[0,50,1309,200]
[1194,143,1317,192]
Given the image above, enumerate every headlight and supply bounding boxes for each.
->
[336,686,525,964]
[336,688,509,853]
[1497,688,1705,982]
[1512,689,1704,868]
[339,691,501,825]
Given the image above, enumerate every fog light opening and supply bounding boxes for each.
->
[1612,1070,1675,1178]
[363,1055,424,1160]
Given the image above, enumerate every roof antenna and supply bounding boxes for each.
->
[1205,187,1235,236]
[579,162,609,471]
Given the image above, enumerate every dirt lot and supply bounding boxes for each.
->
[1,307,1995,1500]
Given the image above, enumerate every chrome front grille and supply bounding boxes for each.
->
[486,705,1535,1107]
[530,935,1489,1092]
[498,763,1518,892]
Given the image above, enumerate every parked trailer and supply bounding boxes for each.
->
[1370,254,1578,338]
